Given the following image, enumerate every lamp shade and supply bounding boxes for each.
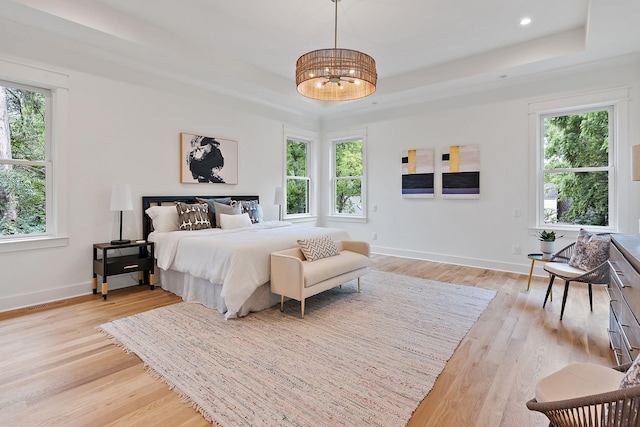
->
[296,48,377,101]
[274,187,285,205]
[110,184,133,211]
[633,145,640,181]
[295,0,377,102]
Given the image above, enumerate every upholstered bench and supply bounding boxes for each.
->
[270,240,370,318]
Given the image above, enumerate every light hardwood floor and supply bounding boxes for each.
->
[0,254,614,426]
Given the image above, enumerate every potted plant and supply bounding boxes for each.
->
[537,230,563,258]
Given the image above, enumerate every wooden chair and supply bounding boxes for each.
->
[527,362,640,426]
[542,239,610,320]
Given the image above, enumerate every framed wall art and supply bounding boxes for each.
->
[180,133,238,184]
[441,144,480,198]
[401,148,434,198]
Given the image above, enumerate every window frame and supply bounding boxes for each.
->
[329,129,367,221]
[0,60,69,252]
[283,127,316,220]
[285,136,312,218]
[528,88,628,235]
[0,81,52,238]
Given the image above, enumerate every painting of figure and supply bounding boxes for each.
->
[180,133,238,184]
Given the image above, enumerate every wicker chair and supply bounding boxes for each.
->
[527,362,640,427]
[542,239,610,320]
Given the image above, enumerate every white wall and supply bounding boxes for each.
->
[323,55,640,276]
[0,56,318,311]
[1,50,638,311]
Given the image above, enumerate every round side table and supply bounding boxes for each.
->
[527,253,552,300]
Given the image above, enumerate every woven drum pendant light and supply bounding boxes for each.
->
[296,0,377,101]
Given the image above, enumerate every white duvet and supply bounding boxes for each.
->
[148,221,350,318]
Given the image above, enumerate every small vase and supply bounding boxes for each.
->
[540,241,555,259]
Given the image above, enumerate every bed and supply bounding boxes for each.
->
[142,196,350,318]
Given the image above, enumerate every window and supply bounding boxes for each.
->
[528,87,628,233]
[286,137,311,216]
[0,82,50,238]
[331,134,366,218]
[539,106,613,228]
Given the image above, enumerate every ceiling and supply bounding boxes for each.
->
[1,0,639,118]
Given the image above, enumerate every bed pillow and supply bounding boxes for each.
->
[213,200,242,227]
[145,205,180,232]
[568,229,610,271]
[219,212,252,230]
[196,197,232,227]
[240,200,263,223]
[297,236,340,262]
[175,202,211,231]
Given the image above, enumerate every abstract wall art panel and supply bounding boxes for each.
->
[441,144,480,199]
[402,148,434,198]
[180,133,238,184]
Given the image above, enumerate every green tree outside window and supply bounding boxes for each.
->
[334,140,363,215]
[0,85,47,236]
[543,109,610,226]
[286,139,310,215]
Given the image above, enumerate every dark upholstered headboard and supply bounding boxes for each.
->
[142,195,259,240]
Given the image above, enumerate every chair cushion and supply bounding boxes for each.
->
[568,229,610,271]
[303,251,370,287]
[620,354,640,388]
[535,363,625,403]
[544,262,588,278]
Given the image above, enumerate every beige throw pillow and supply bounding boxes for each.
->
[568,229,610,271]
[297,236,340,262]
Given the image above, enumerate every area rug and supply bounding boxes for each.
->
[99,270,496,427]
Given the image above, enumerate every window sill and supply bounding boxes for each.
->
[284,215,317,223]
[0,235,69,253]
[528,226,617,241]
[326,215,367,224]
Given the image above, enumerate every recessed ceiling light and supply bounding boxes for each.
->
[520,17,532,26]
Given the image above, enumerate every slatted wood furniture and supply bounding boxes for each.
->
[527,361,640,426]
[141,195,259,240]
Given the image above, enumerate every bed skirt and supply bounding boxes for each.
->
[157,268,280,318]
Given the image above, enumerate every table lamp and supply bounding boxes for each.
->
[110,184,133,245]
[274,187,285,221]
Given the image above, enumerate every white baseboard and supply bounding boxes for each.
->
[0,276,141,313]
[370,245,549,277]
[1,248,549,313]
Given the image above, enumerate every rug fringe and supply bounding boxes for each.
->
[144,365,217,424]
[98,327,223,426]
[98,328,134,354]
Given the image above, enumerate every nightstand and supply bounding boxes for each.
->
[92,240,155,300]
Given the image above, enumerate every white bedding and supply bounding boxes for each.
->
[148,221,350,318]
